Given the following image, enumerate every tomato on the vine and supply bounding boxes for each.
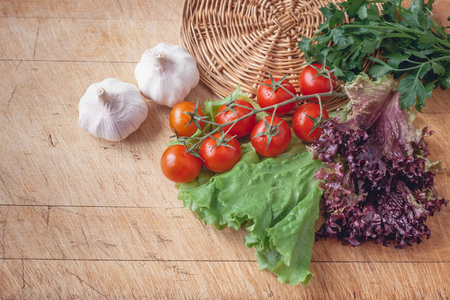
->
[161,144,202,183]
[199,133,241,173]
[250,116,291,157]
[256,77,296,116]
[298,63,336,100]
[215,99,256,138]
[169,101,205,137]
[292,103,329,143]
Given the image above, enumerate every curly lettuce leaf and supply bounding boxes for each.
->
[344,74,422,159]
[312,74,446,249]
[178,142,323,286]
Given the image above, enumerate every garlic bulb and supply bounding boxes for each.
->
[79,78,148,141]
[135,42,200,108]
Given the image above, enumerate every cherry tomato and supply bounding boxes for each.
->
[256,78,296,116]
[250,116,291,157]
[169,101,205,137]
[215,99,256,138]
[199,133,241,172]
[161,144,202,183]
[292,103,329,143]
[298,63,336,101]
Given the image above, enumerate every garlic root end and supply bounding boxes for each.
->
[97,87,109,104]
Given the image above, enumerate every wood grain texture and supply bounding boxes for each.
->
[0,0,449,298]
[0,19,39,60]
[0,59,216,208]
[0,0,182,21]
[0,260,448,299]
[1,206,448,263]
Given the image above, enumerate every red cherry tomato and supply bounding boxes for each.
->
[250,116,291,157]
[256,78,296,116]
[298,63,336,101]
[169,101,205,137]
[160,144,202,183]
[215,99,256,138]
[199,133,241,172]
[292,103,329,143]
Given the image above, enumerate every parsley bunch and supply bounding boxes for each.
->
[298,0,450,111]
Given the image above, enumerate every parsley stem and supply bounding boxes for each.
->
[340,23,450,49]
[391,56,450,72]
[339,24,420,35]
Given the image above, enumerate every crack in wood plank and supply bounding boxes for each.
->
[155,234,171,243]
[4,203,445,213]
[80,225,90,248]
[68,270,107,298]
[2,257,450,264]
[0,14,181,21]
[32,25,40,59]
[2,257,259,263]
[46,206,51,228]
[46,131,56,147]
[15,60,22,71]
[0,203,181,209]
[21,260,26,290]
[2,224,5,259]
[134,226,147,243]
[0,58,139,64]
[98,241,116,248]
[164,264,195,276]
[7,86,17,107]
[143,252,162,261]
[1,209,8,259]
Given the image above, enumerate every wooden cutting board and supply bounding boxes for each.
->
[0,0,449,298]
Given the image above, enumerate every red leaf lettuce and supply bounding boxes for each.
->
[312,74,447,249]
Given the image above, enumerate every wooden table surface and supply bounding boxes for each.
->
[1,0,449,298]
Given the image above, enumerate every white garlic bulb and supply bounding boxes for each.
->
[135,42,200,108]
[79,78,148,141]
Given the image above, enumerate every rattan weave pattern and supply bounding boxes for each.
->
[180,0,348,110]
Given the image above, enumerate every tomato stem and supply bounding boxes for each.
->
[306,95,330,135]
[262,73,291,95]
[175,74,345,155]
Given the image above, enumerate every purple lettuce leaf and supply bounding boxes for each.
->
[312,74,447,249]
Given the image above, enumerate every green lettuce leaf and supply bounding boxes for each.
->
[177,142,323,286]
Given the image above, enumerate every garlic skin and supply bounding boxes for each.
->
[135,42,200,108]
[79,78,148,141]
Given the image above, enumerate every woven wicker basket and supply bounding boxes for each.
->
[180,0,384,111]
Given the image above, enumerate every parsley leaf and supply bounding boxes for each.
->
[431,62,445,76]
[298,0,450,112]
[398,75,427,110]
